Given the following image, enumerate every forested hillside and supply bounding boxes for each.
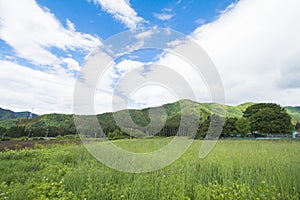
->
[285,106,300,124]
[0,100,299,139]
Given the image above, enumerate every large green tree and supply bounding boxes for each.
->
[295,121,300,132]
[235,118,250,136]
[222,117,238,136]
[196,116,210,139]
[6,126,26,138]
[0,126,7,139]
[244,103,292,133]
[196,115,224,139]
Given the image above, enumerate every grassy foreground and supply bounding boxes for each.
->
[0,139,299,199]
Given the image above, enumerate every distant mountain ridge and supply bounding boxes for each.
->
[0,107,38,121]
[0,101,299,133]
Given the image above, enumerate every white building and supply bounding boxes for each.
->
[292,132,300,139]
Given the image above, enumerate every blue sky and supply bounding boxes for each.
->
[37,0,236,37]
[0,0,299,114]
[33,0,236,69]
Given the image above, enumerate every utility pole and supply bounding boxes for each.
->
[27,129,31,139]
[28,108,34,119]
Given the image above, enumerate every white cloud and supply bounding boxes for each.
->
[0,0,101,66]
[93,59,147,112]
[129,84,179,108]
[102,53,211,110]
[150,0,300,106]
[62,58,80,71]
[2,0,300,115]
[162,8,172,12]
[114,59,145,74]
[153,13,175,21]
[153,6,175,21]
[218,3,236,14]
[0,60,75,114]
[0,0,104,114]
[190,0,300,106]
[195,18,206,25]
[96,59,145,95]
[135,29,155,40]
[91,0,144,30]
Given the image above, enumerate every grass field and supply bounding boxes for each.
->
[0,139,299,199]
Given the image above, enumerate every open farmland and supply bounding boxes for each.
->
[0,139,299,200]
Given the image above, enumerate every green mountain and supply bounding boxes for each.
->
[0,107,38,121]
[0,100,299,138]
[285,106,300,124]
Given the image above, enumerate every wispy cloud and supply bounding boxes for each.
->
[195,18,206,25]
[90,0,144,30]
[153,13,175,21]
[218,2,236,14]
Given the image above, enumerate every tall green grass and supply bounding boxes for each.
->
[0,139,299,199]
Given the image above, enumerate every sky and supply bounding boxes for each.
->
[0,0,299,114]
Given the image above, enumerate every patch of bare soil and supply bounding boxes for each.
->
[0,140,81,151]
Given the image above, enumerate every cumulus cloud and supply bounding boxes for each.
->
[95,60,146,104]
[133,0,300,107]
[0,0,102,114]
[0,60,75,114]
[0,0,101,66]
[155,52,211,103]
[62,58,81,71]
[91,0,144,30]
[1,0,300,115]
[191,0,300,106]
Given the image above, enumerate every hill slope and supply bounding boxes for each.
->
[285,106,300,124]
[0,107,38,121]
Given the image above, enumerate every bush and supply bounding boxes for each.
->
[1,136,11,141]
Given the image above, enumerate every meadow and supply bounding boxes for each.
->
[0,138,299,199]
